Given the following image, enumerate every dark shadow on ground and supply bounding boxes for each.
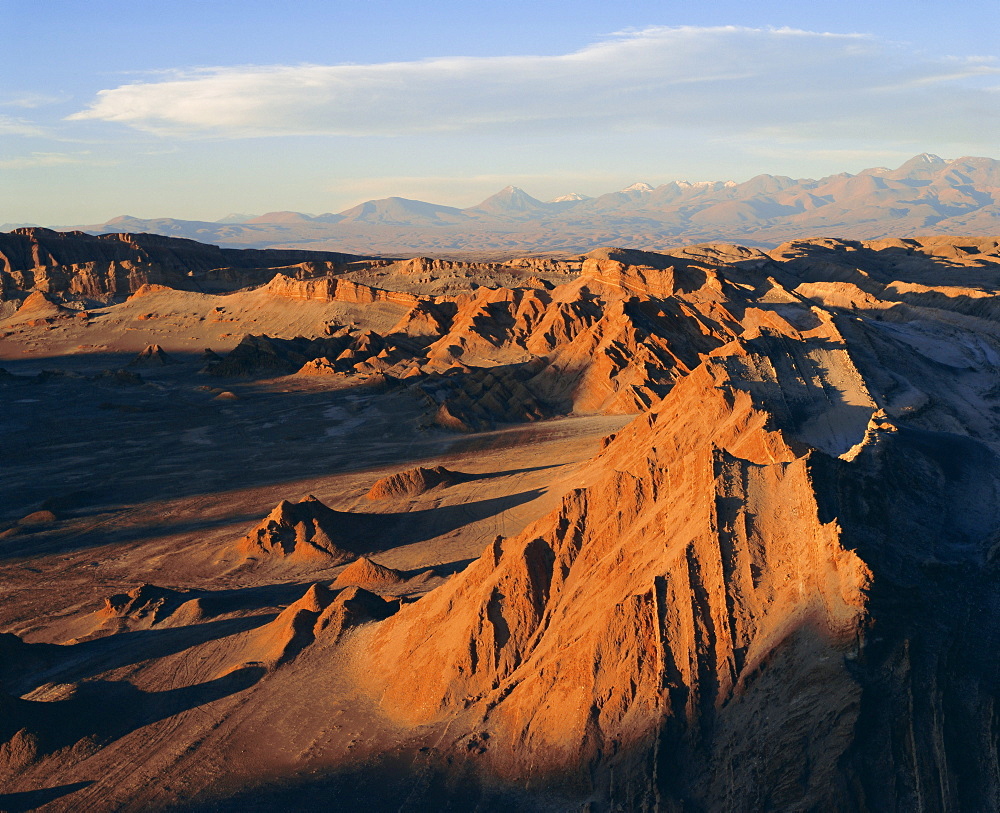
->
[12,615,276,693]
[0,351,442,526]
[463,464,561,481]
[8,666,266,761]
[3,485,544,562]
[360,489,545,551]
[413,558,477,579]
[0,512,265,560]
[0,781,95,812]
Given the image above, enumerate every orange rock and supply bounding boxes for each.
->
[333,557,406,589]
[365,466,465,500]
[236,496,362,564]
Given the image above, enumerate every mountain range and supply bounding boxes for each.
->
[20,153,996,258]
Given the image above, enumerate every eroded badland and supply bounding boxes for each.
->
[3,227,1000,811]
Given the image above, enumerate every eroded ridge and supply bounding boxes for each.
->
[2,233,1000,810]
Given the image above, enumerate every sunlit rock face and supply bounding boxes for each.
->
[2,230,1000,810]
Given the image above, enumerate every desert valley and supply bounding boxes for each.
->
[2,195,1000,810]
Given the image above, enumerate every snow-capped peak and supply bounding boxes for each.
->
[621,182,654,193]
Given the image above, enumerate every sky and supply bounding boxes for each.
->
[2,0,998,225]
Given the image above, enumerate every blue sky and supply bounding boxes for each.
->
[2,0,998,224]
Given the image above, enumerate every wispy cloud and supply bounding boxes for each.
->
[1,93,70,109]
[66,26,999,148]
[0,151,98,170]
[0,114,50,138]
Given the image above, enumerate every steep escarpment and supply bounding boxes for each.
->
[809,425,1000,810]
[354,252,1000,808]
[363,346,872,807]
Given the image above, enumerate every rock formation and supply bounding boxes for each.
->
[348,237,1000,808]
[366,466,467,500]
[92,584,197,635]
[332,557,406,590]
[2,290,74,326]
[313,586,399,643]
[128,344,176,366]
[237,496,363,563]
[3,229,1000,810]
[0,228,370,304]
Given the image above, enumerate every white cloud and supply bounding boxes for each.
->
[67,26,1000,148]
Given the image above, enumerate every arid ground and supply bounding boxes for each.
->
[3,229,1000,811]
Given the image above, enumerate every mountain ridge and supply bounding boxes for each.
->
[49,154,997,258]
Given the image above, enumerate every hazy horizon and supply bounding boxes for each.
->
[1,151,987,231]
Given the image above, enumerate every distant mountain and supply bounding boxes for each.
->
[468,185,549,217]
[64,154,1000,257]
[215,213,258,224]
[621,181,655,193]
[246,211,318,225]
[337,197,467,226]
[0,221,41,231]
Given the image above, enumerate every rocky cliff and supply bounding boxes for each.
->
[0,227,369,303]
[350,235,1000,809]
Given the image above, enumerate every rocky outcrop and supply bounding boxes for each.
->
[314,586,399,643]
[1,290,75,326]
[0,228,369,303]
[365,466,466,500]
[206,333,356,377]
[234,581,399,662]
[229,584,337,670]
[263,273,422,307]
[237,496,363,563]
[389,300,458,337]
[332,557,406,590]
[128,344,176,366]
[97,584,191,630]
[207,330,421,378]
[420,363,554,431]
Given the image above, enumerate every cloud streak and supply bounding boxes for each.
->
[0,114,50,138]
[0,151,95,170]
[67,26,1000,147]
